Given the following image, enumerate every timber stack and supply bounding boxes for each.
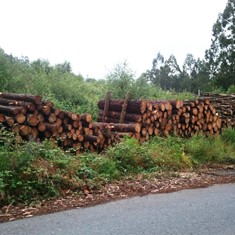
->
[0,92,117,153]
[202,93,235,129]
[0,92,227,154]
[97,96,223,140]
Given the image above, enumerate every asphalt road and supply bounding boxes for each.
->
[1,184,235,235]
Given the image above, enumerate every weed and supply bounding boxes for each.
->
[221,128,235,146]
[1,123,235,207]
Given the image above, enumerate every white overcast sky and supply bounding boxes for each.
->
[0,0,228,79]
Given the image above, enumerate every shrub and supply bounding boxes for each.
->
[221,128,235,146]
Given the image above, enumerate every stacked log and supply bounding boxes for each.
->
[0,92,115,153]
[202,93,235,128]
[0,92,227,154]
[97,98,222,139]
[97,99,147,141]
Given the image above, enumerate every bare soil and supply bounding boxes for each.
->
[1,164,235,223]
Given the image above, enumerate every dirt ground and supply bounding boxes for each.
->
[1,164,235,223]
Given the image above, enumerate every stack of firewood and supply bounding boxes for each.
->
[0,92,227,154]
[97,99,147,141]
[202,93,235,129]
[0,92,115,153]
[97,97,223,139]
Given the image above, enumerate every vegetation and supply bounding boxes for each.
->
[0,0,234,208]
[206,0,235,91]
[0,2,234,114]
[0,124,235,207]
[0,48,196,121]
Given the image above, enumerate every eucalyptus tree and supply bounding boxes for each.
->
[206,0,235,90]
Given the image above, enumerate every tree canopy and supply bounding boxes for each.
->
[206,0,235,90]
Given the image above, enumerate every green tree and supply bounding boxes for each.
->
[205,0,235,90]
[144,52,212,93]
[31,59,52,75]
[55,61,72,73]
[0,48,10,90]
[106,62,135,99]
[148,52,165,86]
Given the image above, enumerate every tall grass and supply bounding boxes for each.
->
[0,125,235,207]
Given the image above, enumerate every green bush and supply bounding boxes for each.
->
[221,128,235,146]
[184,133,235,164]
[106,137,144,173]
[147,136,192,171]
[227,85,235,94]
[1,122,235,207]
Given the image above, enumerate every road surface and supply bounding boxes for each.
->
[1,183,235,235]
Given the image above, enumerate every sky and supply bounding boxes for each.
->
[0,0,228,79]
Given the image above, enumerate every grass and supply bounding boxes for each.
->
[0,125,235,207]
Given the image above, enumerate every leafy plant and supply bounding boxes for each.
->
[221,128,235,145]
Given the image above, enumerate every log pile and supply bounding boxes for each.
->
[0,92,116,153]
[0,91,229,155]
[97,97,223,140]
[202,93,235,129]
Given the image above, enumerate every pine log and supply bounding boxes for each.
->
[0,93,42,104]
[98,100,147,114]
[0,98,36,111]
[119,92,129,123]
[150,101,172,111]
[0,114,6,122]
[6,116,15,127]
[45,123,59,132]
[98,110,142,123]
[93,122,141,133]
[0,105,24,116]
[102,92,111,122]
[41,105,52,116]
[12,123,20,133]
[20,125,31,136]
[30,127,39,139]
[97,117,134,124]
[27,114,39,127]
[168,100,184,109]
[83,135,104,144]
[48,113,57,123]
[38,122,47,132]
[81,113,92,123]
[16,114,26,124]
[37,114,44,122]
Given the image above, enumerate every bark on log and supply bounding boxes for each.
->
[150,101,172,111]
[80,113,92,123]
[98,100,147,114]
[0,114,6,122]
[93,122,141,133]
[0,93,42,104]
[6,116,15,127]
[102,92,111,122]
[0,105,24,116]
[119,93,129,123]
[98,110,142,123]
[0,98,36,111]
[97,117,134,124]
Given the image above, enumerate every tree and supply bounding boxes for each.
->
[55,61,72,73]
[106,61,135,99]
[31,59,52,75]
[0,48,10,90]
[148,52,165,86]
[205,0,235,90]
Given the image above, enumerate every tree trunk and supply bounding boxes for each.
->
[0,92,42,104]
[98,99,147,114]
